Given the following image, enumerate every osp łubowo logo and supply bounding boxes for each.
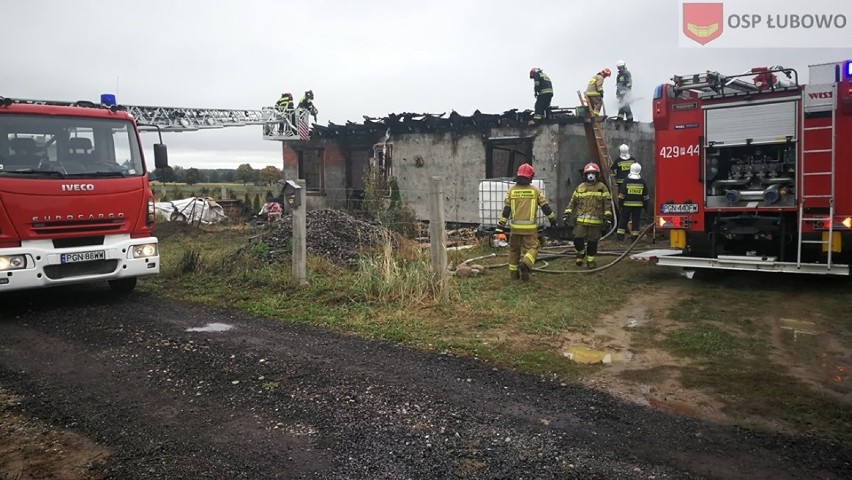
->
[683,2,724,45]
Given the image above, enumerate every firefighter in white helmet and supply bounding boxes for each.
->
[616,162,649,242]
[615,60,633,122]
[496,163,558,281]
[563,163,613,269]
[611,144,637,189]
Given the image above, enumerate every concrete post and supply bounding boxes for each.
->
[292,179,307,286]
[429,176,448,297]
[220,185,227,200]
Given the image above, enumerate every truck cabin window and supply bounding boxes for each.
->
[0,115,144,176]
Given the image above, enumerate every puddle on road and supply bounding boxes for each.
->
[562,346,633,365]
[186,323,234,332]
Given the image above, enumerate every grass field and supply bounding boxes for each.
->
[143,223,852,443]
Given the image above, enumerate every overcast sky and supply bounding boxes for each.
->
[4,0,849,170]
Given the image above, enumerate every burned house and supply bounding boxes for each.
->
[279,109,655,225]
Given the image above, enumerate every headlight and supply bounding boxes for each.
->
[0,255,26,271]
[132,244,158,258]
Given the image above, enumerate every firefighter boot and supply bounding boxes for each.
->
[510,270,520,280]
[519,263,531,282]
[573,237,586,266]
[586,256,597,269]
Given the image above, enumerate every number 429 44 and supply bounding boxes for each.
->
[659,145,700,158]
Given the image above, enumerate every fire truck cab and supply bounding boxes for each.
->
[0,96,167,293]
[652,61,852,275]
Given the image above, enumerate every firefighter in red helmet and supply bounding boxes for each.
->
[496,163,557,281]
[529,68,554,125]
[585,67,611,118]
[563,162,613,269]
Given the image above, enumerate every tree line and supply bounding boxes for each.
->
[152,163,284,185]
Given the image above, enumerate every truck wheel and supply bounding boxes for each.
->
[109,277,137,294]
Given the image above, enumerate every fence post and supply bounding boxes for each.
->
[292,179,307,286]
[429,176,448,297]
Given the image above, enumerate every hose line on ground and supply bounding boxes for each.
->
[460,222,655,275]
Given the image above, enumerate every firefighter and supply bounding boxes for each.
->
[611,144,636,191]
[616,163,649,242]
[615,60,634,122]
[273,92,294,135]
[496,163,558,281]
[563,163,613,269]
[529,68,554,125]
[299,90,318,121]
[585,68,611,117]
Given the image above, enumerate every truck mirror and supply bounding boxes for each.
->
[154,143,168,169]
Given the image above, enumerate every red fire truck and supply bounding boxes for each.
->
[652,61,852,275]
[0,95,168,293]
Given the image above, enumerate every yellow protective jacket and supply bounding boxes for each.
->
[585,74,605,97]
[499,183,555,235]
[564,181,612,226]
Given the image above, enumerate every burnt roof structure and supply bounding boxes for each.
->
[309,107,583,140]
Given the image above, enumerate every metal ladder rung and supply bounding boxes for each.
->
[802,171,832,176]
[801,240,830,244]
[803,149,832,154]
[802,194,833,199]
[804,126,833,131]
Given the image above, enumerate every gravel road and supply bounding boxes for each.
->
[1,286,849,479]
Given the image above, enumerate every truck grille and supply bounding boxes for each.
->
[43,260,118,280]
[32,220,123,236]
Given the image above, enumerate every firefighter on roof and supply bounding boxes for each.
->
[529,68,554,125]
[585,68,611,117]
[563,163,613,269]
[616,163,649,242]
[299,90,318,121]
[615,60,634,122]
[496,163,557,281]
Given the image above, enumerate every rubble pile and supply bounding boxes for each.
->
[263,208,395,266]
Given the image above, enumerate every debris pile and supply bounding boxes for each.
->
[263,209,395,266]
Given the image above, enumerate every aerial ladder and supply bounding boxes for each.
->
[4,97,311,141]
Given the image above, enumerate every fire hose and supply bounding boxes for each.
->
[461,222,655,275]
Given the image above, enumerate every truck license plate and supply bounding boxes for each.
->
[660,204,699,214]
[61,250,106,264]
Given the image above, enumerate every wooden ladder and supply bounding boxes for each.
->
[577,91,614,192]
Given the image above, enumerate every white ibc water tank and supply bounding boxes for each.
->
[478,178,547,227]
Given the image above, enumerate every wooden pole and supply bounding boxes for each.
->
[292,179,307,286]
[429,176,448,298]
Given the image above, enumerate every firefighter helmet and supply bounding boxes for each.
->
[305,90,314,100]
[583,163,601,174]
[601,68,612,77]
[616,60,626,69]
[529,67,540,79]
[619,144,630,159]
[517,163,535,179]
[628,162,642,179]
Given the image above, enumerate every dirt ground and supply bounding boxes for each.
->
[1,285,850,479]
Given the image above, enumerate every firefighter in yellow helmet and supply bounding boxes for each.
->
[496,163,557,281]
[563,163,613,269]
[585,67,611,117]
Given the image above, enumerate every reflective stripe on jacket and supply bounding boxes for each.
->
[276,96,293,112]
[534,72,554,96]
[564,181,612,225]
[504,184,549,233]
[616,69,632,96]
[619,178,649,208]
[611,157,635,184]
[585,74,604,96]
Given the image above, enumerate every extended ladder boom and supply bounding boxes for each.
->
[1,97,309,140]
